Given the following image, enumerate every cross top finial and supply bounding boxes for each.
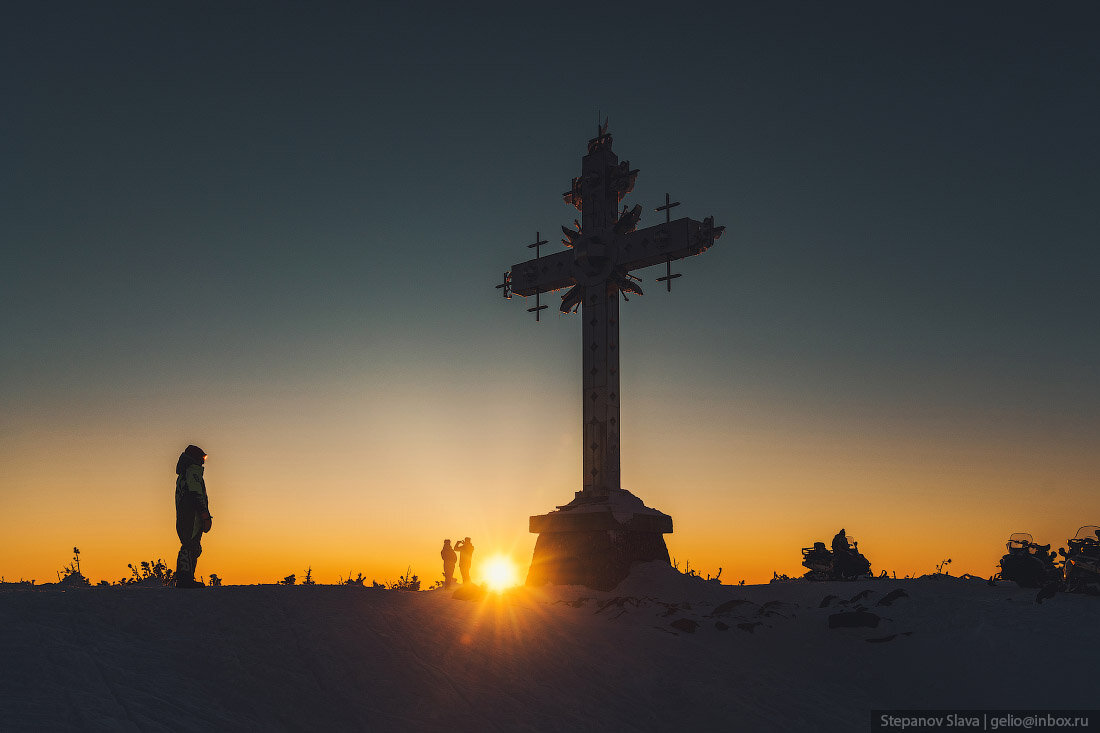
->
[588,118,612,153]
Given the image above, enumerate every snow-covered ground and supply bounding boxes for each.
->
[1,563,1095,731]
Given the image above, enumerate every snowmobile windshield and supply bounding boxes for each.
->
[1072,526,1100,541]
[1007,532,1034,549]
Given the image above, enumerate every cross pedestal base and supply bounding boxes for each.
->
[525,489,672,591]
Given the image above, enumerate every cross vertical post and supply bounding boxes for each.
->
[581,279,620,495]
[575,128,624,498]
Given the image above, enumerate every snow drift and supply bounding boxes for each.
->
[1,564,1095,731]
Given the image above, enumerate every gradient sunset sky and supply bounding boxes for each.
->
[3,2,1098,585]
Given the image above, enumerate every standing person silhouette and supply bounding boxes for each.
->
[440,539,457,589]
[831,528,850,579]
[174,444,213,588]
[454,537,475,584]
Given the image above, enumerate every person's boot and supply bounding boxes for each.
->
[175,577,205,588]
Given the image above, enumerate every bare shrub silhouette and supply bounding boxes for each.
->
[389,566,420,590]
[368,566,421,591]
[116,559,175,586]
[340,572,366,586]
[672,557,721,582]
[1,577,37,586]
[57,547,89,586]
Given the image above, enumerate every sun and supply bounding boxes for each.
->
[482,554,521,592]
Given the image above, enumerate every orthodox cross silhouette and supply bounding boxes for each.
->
[497,123,724,502]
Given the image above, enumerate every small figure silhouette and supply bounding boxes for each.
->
[174,444,213,588]
[454,537,475,584]
[441,539,457,589]
[835,529,858,576]
[831,528,849,556]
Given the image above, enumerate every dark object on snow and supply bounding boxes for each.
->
[714,621,729,631]
[802,531,873,580]
[866,631,913,643]
[656,601,693,618]
[1035,581,1060,605]
[595,596,641,614]
[736,622,764,633]
[670,618,698,634]
[828,610,881,629]
[997,532,1061,589]
[848,589,873,603]
[875,589,909,607]
[711,599,756,616]
[758,600,796,618]
[1061,525,1100,594]
[818,594,838,608]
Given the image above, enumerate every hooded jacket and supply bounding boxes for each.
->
[175,448,210,515]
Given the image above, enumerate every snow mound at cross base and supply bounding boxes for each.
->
[613,559,733,601]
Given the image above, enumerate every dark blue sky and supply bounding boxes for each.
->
[6,2,1097,399]
[2,2,1098,580]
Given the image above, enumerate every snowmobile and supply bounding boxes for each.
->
[801,537,872,580]
[997,532,1061,588]
[1060,525,1100,594]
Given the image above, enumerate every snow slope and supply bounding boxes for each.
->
[1,564,1095,731]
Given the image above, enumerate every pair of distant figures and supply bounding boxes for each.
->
[440,538,474,589]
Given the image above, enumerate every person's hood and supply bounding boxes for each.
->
[175,445,206,475]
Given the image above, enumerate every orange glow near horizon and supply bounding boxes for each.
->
[3,368,1099,588]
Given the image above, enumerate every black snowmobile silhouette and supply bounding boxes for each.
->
[801,536,872,580]
[997,532,1061,588]
[1059,525,1100,595]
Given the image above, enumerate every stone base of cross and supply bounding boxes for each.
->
[526,488,672,590]
[499,124,723,590]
